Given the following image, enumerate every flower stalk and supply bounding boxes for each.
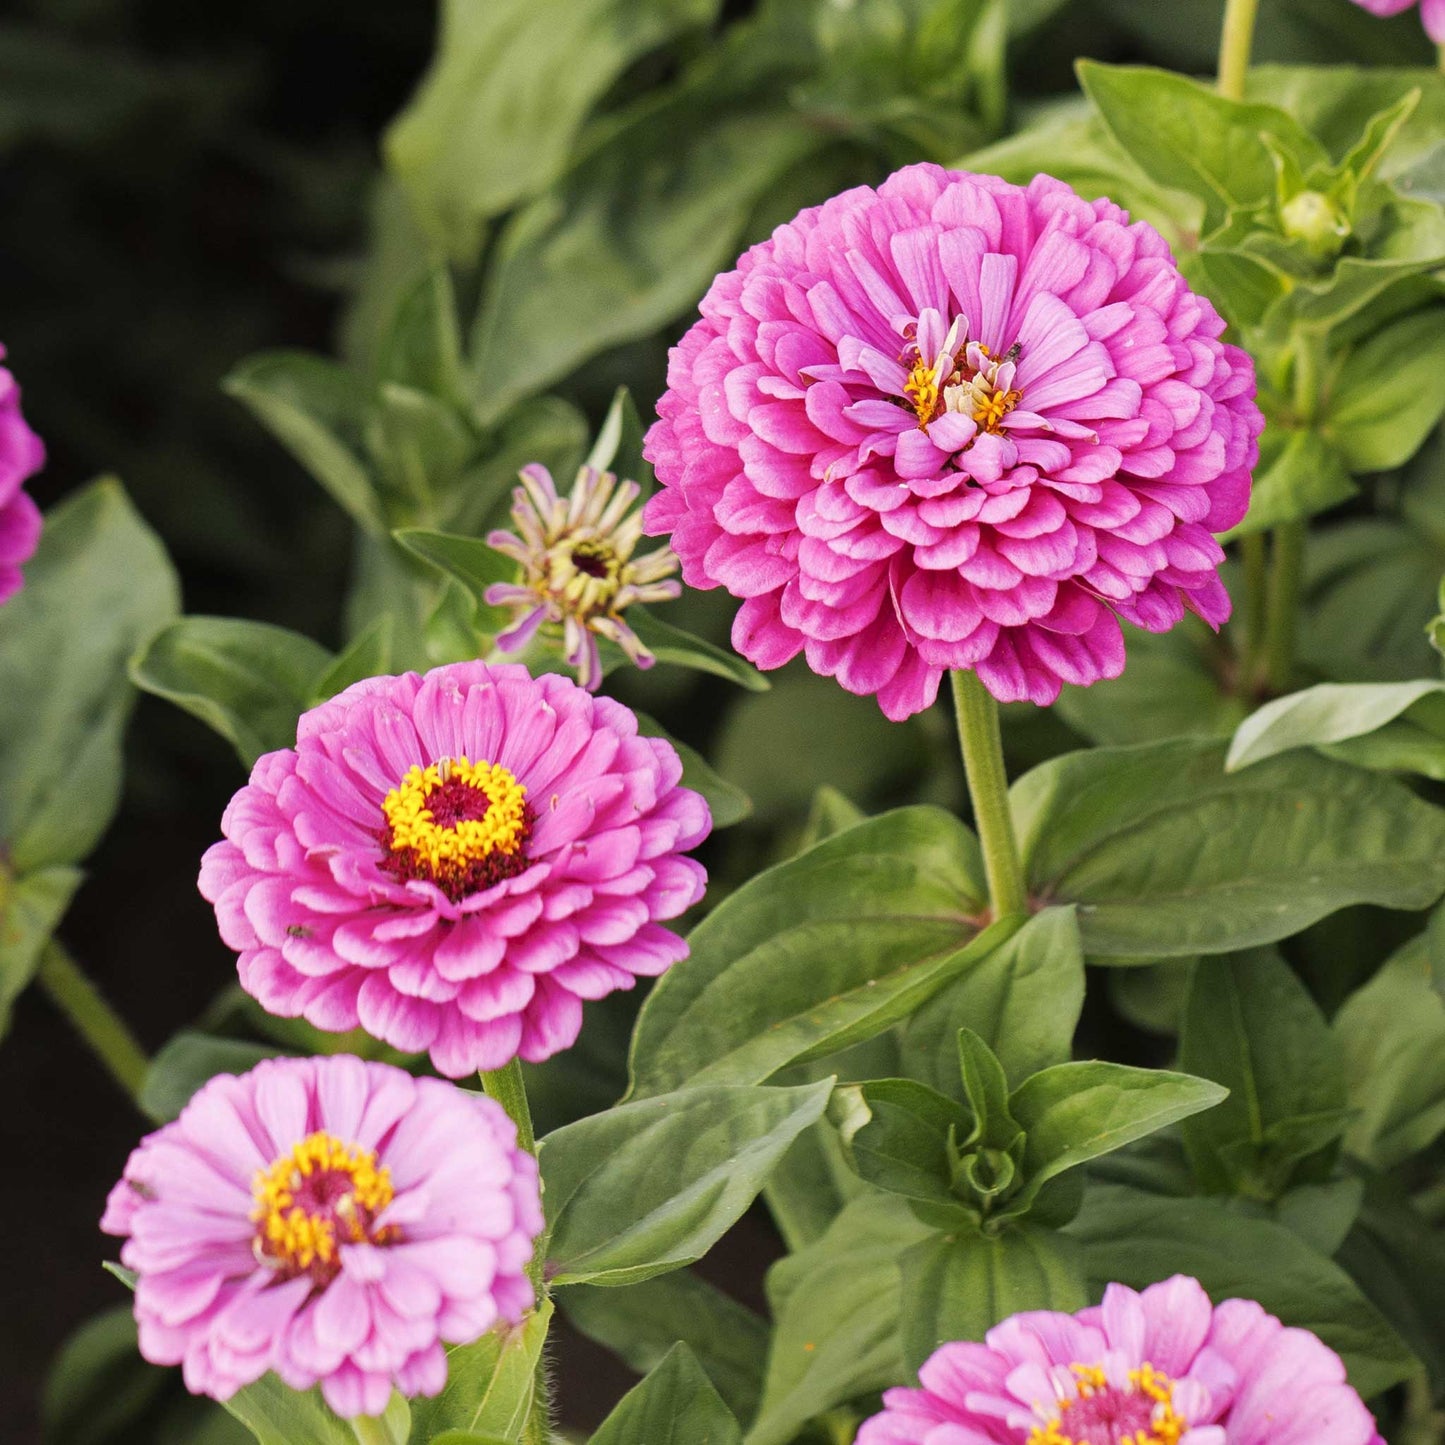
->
[950,670,1029,920]
[1217,0,1261,100]
[36,940,150,1106]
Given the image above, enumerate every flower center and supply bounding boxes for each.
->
[902,325,1022,435]
[551,537,623,610]
[1027,1364,1186,1445]
[251,1131,396,1285]
[377,755,533,901]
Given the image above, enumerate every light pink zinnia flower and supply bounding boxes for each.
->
[1349,0,1445,41]
[102,1054,543,1419]
[0,346,45,605]
[858,1275,1382,1445]
[643,164,1261,719]
[199,662,710,1078]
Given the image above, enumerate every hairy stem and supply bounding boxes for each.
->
[35,941,150,1105]
[950,671,1029,920]
[1217,0,1261,100]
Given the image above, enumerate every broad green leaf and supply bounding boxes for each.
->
[1069,1184,1418,1399]
[1079,63,1326,227]
[224,353,388,536]
[406,1303,552,1442]
[626,607,769,692]
[468,103,819,420]
[1225,427,1356,540]
[898,1225,1088,1372]
[221,1376,383,1445]
[1009,1063,1227,1208]
[591,1343,741,1445]
[1012,738,1445,957]
[628,808,996,1097]
[0,866,82,1041]
[139,1032,284,1125]
[834,1078,970,1208]
[635,713,751,829]
[310,616,395,705]
[385,0,723,257]
[1178,949,1347,1197]
[1335,948,1445,1169]
[900,907,1085,1094]
[1328,308,1445,471]
[41,1307,166,1445]
[748,1194,932,1445]
[1227,680,1445,772]
[131,617,333,769]
[0,480,178,873]
[562,1272,768,1427]
[763,1082,874,1253]
[392,528,517,636]
[541,1080,831,1286]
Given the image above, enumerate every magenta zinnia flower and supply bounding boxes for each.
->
[858,1275,1381,1445]
[643,164,1261,718]
[0,346,45,605]
[199,662,710,1078]
[102,1055,543,1419]
[1349,0,1445,41]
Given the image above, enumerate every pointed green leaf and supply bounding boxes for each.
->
[140,1032,285,1125]
[592,1343,741,1445]
[626,607,769,692]
[310,616,395,706]
[634,713,751,829]
[0,865,83,1042]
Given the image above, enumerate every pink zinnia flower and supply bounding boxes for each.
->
[0,346,45,605]
[643,164,1261,719]
[1349,0,1445,41]
[858,1275,1382,1445]
[199,662,710,1078]
[102,1054,543,1419]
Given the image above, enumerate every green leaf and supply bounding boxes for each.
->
[42,1307,166,1445]
[224,353,388,536]
[468,102,819,420]
[1334,948,1445,1169]
[1227,680,1445,772]
[1069,1184,1418,1399]
[1178,949,1347,1197]
[406,1303,552,1442]
[898,1225,1088,1372]
[139,1032,284,1125]
[1225,427,1357,540]
[1013,738,1445,957]
[1328,308,1445,472]
[585,386,656,496]
[834,1078,971,1208]
[376,265,464,400]
[1008,1062,1227,1209]
[591,1343,741,1445]
[0,866,82,1042]
[1079,63,1326,228]
[541,1080,832,1286]
[392,528,517,637]
[561,1272,768,1427]
[749,1194,932,1445]
[310,616,395,706]
[385,0,723,258]
[900,906,1085,1094]
[634,713,751,829]
[221,1376,379,1445]
[627,808,996,1097]
[626,607,769,692]
[130,617,333,769]
[0,480,178,873]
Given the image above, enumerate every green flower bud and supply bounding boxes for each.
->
[1279,190,1350,261]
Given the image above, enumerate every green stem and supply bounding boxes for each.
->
[1217,0,1261,100]
[1239,530,1269,688]
[1438,42,1445,77]
[482,1055,537,1156]
[350,1416,404,1445]
[949,671,1029,920]
[1261,521,1306,694]
[35,941,150,1105]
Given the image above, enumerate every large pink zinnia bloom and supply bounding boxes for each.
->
[200,662,710,1078]
[858,1275,1382,1445]
[1350,0,1445,41]
[102,1055,543,1418]
[0,346,45,605]
[643,164,1262,719]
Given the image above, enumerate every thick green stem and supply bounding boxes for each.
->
[949,671,1029,920]
[35,941,149,1105]
[1217,0,1261,100]
[1262,521,1306,694]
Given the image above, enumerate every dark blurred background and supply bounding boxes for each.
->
[1,0,1435,1439]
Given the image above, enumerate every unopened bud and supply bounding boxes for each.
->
[1280,190,1350,261]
